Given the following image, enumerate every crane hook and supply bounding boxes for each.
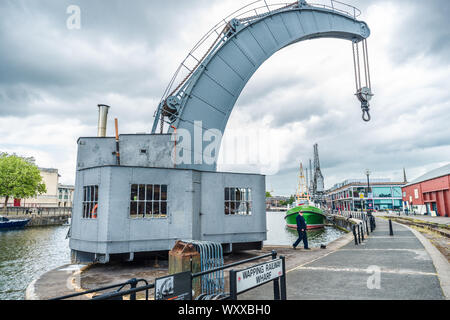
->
[361,102,371,122]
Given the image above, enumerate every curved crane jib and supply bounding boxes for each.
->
[153,1,374,170]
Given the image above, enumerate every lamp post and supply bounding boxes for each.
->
[365,169,371,213]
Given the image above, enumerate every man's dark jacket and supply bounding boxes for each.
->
[296,214,307,230]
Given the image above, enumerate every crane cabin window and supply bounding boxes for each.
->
[82,185,99,219]
[130,184,168,219]
[224,188,252,216]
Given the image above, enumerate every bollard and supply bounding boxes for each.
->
[357,224,361,243]
[366,218,369,235]
[353,225,358,245]
[361,223,364,241]
[389,219,394,236]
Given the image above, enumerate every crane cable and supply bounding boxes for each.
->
[352,39,372,122]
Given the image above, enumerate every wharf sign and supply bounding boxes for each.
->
[235,259,283,294]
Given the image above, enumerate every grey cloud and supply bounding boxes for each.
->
[0,0,449,193]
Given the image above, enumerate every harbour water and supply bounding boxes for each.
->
[0,212,345,300]
[264,211,346,247]
[0,226,70,300]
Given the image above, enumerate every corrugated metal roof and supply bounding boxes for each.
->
[405,163,450,187]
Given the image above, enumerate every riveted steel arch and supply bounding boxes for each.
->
[152,1,372,171]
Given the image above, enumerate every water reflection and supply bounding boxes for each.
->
[0,226,70,300]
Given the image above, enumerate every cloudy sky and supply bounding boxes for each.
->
[0,0,449,196]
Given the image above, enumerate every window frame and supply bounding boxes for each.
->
[129,184,168,220]
[224,187,253,216]
[82,185,99,220]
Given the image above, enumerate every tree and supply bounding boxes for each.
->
[0,153,46,208]
[265,191,272,198]
[287,195,295,205]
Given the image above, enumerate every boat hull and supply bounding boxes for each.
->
[0,219,30,230]
[285,206,325,230]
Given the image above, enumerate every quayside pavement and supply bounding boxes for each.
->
[241,218,449,300]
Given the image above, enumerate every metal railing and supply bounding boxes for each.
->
[51,251,284,301]
[192,250,285,300]
[0,207,72,217]
[50,278,151,301]
[328,210,376,245]
[183,240,225,296]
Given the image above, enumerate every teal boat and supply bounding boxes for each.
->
[285,205,326,230]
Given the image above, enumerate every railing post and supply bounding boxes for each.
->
[272,250,280,300]
[280,256,287,301]
[129,278,138,300]
[229,270,237,300]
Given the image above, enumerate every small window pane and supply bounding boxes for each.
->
[154,185,160,201]
[130,201,137,217]
[161,185,167,201]
[139,185,146,201]
[138,202,145,217]
[88,201,92,219]
[230,188,236,201]
[90,186,95,203]
[153,202,160,216]
[146,202,153,217]
[146,185,153,201]
[131,185,138,201]
[161,202,167,216]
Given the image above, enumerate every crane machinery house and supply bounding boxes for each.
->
[69,0,373,263]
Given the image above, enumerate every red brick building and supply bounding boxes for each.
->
[402,164,450,217]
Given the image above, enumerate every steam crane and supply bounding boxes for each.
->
[70,0,374,264]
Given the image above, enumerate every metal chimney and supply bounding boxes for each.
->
[97,104,110,137]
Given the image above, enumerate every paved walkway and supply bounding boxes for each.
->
[374,213,450,226]
[241,218,448,300]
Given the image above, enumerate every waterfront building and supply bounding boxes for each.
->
[327,179,404,212]
[402,164,450,217]
[58,185,75,208]
[0,168,74,208]
[265,196,289,209]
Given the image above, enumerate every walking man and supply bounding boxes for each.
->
[293,211,310,250]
